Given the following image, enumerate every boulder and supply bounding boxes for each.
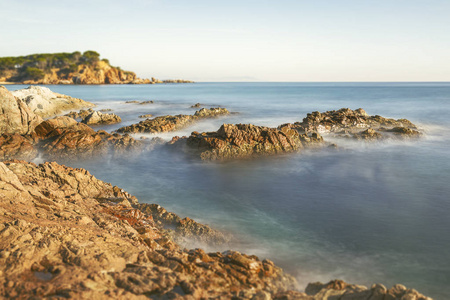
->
[0,86,43,135]
[81,111,122,125]
[11,86,95,118]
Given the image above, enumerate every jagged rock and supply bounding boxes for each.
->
[0,134,37,161]
[138,114,153,119]
[175,123,324,160]
[65,108,95,119]
[0,160,297,299]
[82,111,122,125]
[294,108,417,134]
[139,100,154,105]
[34,116,79,139]
[191,103,202,108]
[125,100,140,104]
[0,86,43,135]
[11,86,95,118]
[137,204,230,245]
[304,280,431,300]
[354,128,384,140]
[117,108,229,134]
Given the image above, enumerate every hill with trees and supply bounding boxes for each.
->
[0,51,191,84]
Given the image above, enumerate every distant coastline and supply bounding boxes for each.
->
[0,51,193,85]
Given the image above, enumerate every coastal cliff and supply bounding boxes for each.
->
[0,51,192,85]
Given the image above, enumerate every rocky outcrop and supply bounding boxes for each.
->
[137,203,230,246]
[191,103,202,108]
[0,134,37,161]
[11,86,95,118]
[35,117,141,159]
[291,108,421,139]
[174,123,324,161]
[117,107,230,134]
[0,86,43,135]
[65,108,95,120]
[81,111,122,125]
[138,114,153,119]
[0,160,297,299]
[303,280,431,300]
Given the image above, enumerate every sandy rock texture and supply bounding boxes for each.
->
[11,86,95,118]
[0,160,297,299]
[117,108,229,134]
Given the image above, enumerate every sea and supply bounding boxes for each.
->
[5,82,450,299]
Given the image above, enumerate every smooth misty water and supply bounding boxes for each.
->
[6,83,450,299]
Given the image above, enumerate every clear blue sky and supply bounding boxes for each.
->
[1,0,449,81]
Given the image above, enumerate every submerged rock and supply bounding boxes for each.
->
[11,86,95,118]
[81,111,122,125]
[117,107,229,134]
[176,123,324,160]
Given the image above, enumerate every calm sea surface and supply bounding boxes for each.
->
[6,82,450,299]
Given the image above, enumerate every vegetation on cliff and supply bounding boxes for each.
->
[0,51,192,84]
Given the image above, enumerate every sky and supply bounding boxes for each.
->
[1,0,449,82]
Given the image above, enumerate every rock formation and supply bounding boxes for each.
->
[11,86,95,118]
[117,108,230,134]
[303,280,431,300]
[35,117,140,159]
[81,111,122,125]
[290,108,421,139]
[174,123,324,160]
[0,160,432,299]
[0,86,43,135]
[65,108,95,119]
[0,160,296,299]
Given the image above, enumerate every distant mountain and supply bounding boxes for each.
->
[0,51,192,85]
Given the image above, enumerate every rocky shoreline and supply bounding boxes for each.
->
[0,85,432,299]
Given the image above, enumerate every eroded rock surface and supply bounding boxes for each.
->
[0,160,297,299]
[303,280,431,300]
[65,108,95,120]
[174,123,324,160]
[11,86,95,118]
[117,108,229,134]
[291,108,421,139]
[81,111,122,125]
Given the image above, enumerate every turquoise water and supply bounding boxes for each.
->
[6,83,450,299]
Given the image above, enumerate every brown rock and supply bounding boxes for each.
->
[82,111,122,125]
[177,123,323,160]
[0,134,37,161]
[0,160,298,299]
[117,108,229,134]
